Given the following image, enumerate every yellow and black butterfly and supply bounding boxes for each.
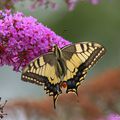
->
[21,42,106,108]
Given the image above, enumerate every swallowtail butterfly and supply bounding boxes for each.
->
[21,42,106,108]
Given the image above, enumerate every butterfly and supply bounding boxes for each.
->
[21,42,106,108]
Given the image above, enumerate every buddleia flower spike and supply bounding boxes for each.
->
[0,10,70,71]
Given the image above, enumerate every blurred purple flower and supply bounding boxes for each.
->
[0,0,108,11]
[99,113,120,120]
[89,0,100,5]
[30,0,58,10]
[0,10,70,71]
[106,113,120,120]
[30,0,102,10]
[65,0,78,11]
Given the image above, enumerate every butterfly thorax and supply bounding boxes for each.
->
[53,45,67,80]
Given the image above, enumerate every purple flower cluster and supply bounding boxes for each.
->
[0,10,70,71]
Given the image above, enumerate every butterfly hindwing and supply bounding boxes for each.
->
[21,52,62,108]
[62,42,105,94]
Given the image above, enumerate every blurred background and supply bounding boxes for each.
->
[0,0,120,113]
